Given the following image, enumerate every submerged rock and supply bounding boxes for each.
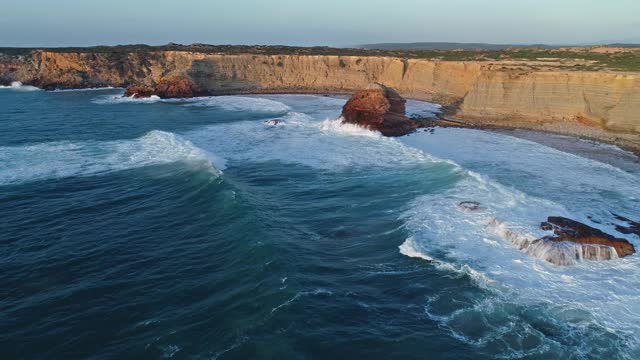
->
[612,213,640,237]
[264,119,282,126]
[458,201,482,211]
[341,83,418,136]
[124,78,206,99]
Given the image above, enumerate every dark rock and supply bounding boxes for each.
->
[340,83,418,136]
[458,201,482,211]
[540,216,635,258]
[264,119,281,126]
[540,222,553,231]
[612,213,640,237]
[124,78,207,98]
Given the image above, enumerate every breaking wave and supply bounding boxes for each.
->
[0,130,222,186]
[92,93,291,115]
[318,117,382,138]
[488,218,619,266]
[0,81,41,92]
[398,131,640,356]
[183,113,447,171]
[52,87,118,92]
[92,94,162,104]
[178,96,291,114]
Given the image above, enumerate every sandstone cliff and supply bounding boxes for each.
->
[1,50,639,150]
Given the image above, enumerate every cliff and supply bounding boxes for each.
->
[1,50,639,150]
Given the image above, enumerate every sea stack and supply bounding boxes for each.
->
[123,78,206,98]
[341,83,418,136]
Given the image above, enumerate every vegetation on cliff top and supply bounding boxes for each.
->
[1,44,639,71]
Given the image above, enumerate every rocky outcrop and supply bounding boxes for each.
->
[123,78,206,98]
[541,216,635,258]
[489,216,635,265]
[1,50,639,150]
[612,213,640,237]
[458,201,482,211]
[341,84,417,136]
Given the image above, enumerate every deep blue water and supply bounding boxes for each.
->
[1,87,640,359]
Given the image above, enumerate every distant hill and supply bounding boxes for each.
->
[358,42,640,51]
[607,43,640,48]
[358,42,560,50]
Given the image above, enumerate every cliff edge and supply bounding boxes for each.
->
[1,49,639,151]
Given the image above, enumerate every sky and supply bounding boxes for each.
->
[1,0,639,47]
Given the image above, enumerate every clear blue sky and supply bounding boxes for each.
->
[2,0,639,47]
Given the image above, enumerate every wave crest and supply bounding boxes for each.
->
[318,118,381,138]
[92,94,161,104]
[0,130,223,186]
[179,96,291,114]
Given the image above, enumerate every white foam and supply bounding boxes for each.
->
[399,236,434,261]
[91,94,293,116]
[0,81,41,92]
[178,96,291,114]
[401,128,640,222]
[52,86,118,92]
[318,117,382,138]
[92,94,161,104]
[398,129,640,349]
[0,130,222,186]
[183,113,446,171]
[487,218,619,265]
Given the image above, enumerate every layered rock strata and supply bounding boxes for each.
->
[1,50,639,150]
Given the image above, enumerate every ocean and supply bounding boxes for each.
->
[1,85,639,359]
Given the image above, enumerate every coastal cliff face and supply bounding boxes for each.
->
[458,71,640,134]
[2,50,639,149]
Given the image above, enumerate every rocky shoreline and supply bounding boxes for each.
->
[1,48,639,151]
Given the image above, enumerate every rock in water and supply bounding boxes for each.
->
[489,216,635,266]
[124,78,206,98]
[541,217,635,258]
[458,201,482,211]
[264,119,282,126]
[341,83,418,136]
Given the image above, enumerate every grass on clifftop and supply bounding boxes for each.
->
[1,44,639,71]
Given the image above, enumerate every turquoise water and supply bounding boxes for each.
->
[1,86,639,359]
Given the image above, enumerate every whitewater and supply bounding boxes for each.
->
[1,88,638,359]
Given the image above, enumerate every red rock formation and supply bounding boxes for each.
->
[124,78,206,98]
[541,217,635,258]
[341,83,418,136]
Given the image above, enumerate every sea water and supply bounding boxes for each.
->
[1,87,639,359]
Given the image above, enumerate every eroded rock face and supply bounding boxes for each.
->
[541,217,635,258]
[341,84,418,136]
[124,78,206,99]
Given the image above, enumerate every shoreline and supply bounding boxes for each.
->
[491,128,640,173]
[434,115,640,156]
[5,85,639,159]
